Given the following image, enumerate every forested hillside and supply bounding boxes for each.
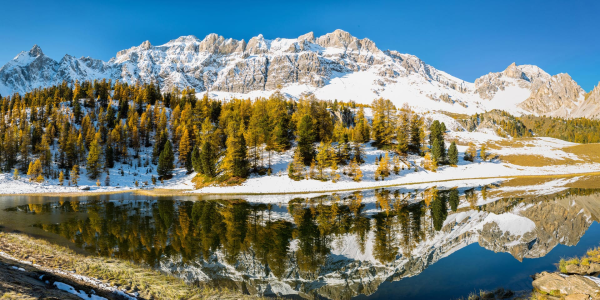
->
[0,79,447,188]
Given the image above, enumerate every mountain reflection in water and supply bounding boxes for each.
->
[5,187,600,300]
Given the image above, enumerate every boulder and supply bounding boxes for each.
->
[565,294,590,300]
[532,272,600,297]
[588,263,600,274]
[567,264,589,274]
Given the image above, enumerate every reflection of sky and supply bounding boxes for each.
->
[357,222,600,300]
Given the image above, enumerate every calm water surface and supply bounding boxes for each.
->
[1,186,599,300]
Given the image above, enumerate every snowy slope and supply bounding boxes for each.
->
[0,30,595,117]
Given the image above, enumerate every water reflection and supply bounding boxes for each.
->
[4,187,600,299]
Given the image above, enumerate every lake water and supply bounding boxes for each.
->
[1,186,599,300]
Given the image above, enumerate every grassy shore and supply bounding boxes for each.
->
[0,232,262,300]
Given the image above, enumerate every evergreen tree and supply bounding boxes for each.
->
[448,142,458,165]
[410,114,424,153]
[448,189,459,211]
[432,139,446,164]
[199,142,217,177]
[296,114,315,165]
[105,145,114,168]
[157,141,175,177]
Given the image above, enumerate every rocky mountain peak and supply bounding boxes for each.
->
[298,31,315,43]
[168,35,200,44]
[1,31,598,120]
[139,40,152,50]
[502,62,526,80]
[316,29,358,49]
[29,45,44,57]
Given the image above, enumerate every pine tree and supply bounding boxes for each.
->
[448,142,458,165]
[70,165,79,186]
[157,141,175,177]
[86,137,103,179]
[296,114,315,165]
[199,142,217,177]
[410,114,424,153]
[432,139,446,164]
[191,146,202,173]
[105,145,114,168]
[105,174,110,186]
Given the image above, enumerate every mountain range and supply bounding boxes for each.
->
[1,29,599,119]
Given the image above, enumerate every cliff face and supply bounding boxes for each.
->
[0,32,597,119]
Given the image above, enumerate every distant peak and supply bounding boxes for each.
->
[298,32,315,43]
[170,35,200,44]
[140,40,152,50]
[503,62,525,79]
[29,44,43,57]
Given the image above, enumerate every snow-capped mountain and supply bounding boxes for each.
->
[0,29,596,118]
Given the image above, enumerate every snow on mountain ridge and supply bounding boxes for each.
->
[0,30,594,118]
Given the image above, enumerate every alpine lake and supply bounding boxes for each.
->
[1,179,599,300]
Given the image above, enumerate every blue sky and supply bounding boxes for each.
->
[1,0,599,90]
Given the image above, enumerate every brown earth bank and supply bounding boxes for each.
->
[0,232,263,300]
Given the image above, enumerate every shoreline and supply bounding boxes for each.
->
[0,170,597,198]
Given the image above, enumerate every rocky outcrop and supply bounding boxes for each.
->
[518,73,585,116]
[572,83,600,119]
[532,271,600,299]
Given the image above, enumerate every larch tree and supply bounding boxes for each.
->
[86,136,103,179]
[70,165,80,186]
[178,128,192,167]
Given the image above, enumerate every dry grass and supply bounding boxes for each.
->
[566,175,600,189]
[500,154,576,167]
[500,177,556,188]
[440,111,470,120]
[486,139,535,150]
[0,233,262,300]
[563,144,600,164]
[0,292,36,300]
